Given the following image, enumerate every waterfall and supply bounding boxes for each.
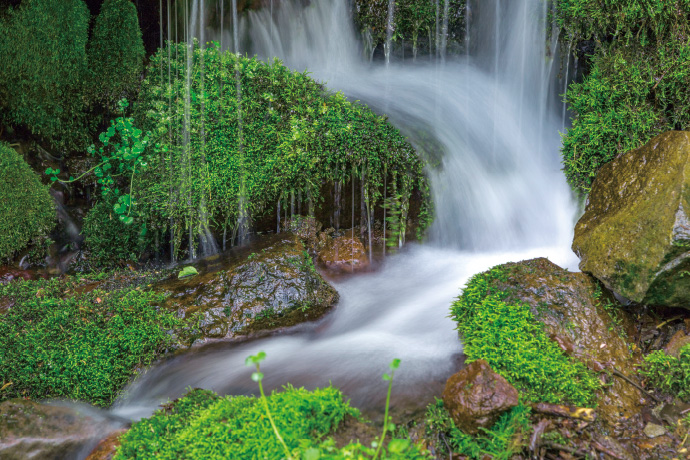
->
[111,0,578,421]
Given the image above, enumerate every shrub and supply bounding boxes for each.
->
[557,0,690,194]
[88,0,145,109]
[128,42,429,258]
[0,274,186,407]
[0,143,55,260]
[115,385,360,459]
[639,344,690,402]
[82,198,146,267]
[450,267,600,406]
[0,0,91,151]
[424,399,530,459]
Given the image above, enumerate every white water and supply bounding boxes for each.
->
[110,0,578,421]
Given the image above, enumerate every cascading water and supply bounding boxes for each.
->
[109,0,578,423]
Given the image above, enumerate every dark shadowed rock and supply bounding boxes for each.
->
[157,234,338,344]
[0,399,121,460]
[442,359,518,435]
[573,131,690,308]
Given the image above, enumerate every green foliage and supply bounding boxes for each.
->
[639,344,690,402]
[0,0,91,150]
[353,0,466,59]
[450,267,601,406]
[115,385,360,459]
[82,198,146,268]
[557,0,690,194]
[87,0,145,108]
[424,399,530,459]
[0,143,55,260]
[0,275,185,407]
[177,266,199,279]
[132,42,428,258]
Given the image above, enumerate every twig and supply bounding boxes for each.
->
[611,368,661,403]
[542,440,588,458]
[439,432,452,460]
[656,315,683,329]
[531,402,596,422]
[592,440,627,460]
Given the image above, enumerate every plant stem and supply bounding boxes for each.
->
[257,367,292,459]
[373,370,395,460]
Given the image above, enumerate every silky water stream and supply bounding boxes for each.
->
[102,0,578,437]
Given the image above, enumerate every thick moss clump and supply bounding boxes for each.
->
[0,143,54,260]
[125,42,428,259]
[0,274,187,407]
[557,0,690,194]
[0,0,91,150]
[87,0,145,108]
[115,386,359,459]
[450,266,600,406]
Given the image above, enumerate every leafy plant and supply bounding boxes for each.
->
[178,266,199,279]
[639,343,690,402]
[450,266,601,406]
[0,274,186,406]
[0,143,55,261]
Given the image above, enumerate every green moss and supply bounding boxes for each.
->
[639,344,690,402]
[87,0,145,108]
[0,0,91,150]
[557,0,690,194]
[0,274,187,407]
[115,385,359,459]
[424,399,530,459]
[0,143,55,261]
[450,267,600,406]
[82,198,146,267]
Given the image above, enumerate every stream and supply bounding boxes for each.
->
[107,0,578,421]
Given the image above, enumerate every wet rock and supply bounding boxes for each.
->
[485,258,644,427]
[158,234,338,344]
[282,216,322,253]
[643,423,666,438]
[573,131,690,308]
[317,231,369,273]
[0,399,120,460]
[665,330,690,357]
[441,359,519,435]
[85,429,127,460]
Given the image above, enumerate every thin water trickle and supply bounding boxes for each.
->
[108,0,578,424]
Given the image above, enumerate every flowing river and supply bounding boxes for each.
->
[109,0,578,425]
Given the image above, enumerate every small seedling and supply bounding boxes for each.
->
[246,351,293,459]
[373,358,401,460]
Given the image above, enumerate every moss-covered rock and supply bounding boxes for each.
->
[573,131,690,308]
[158,234,338,344]
[0,143,55,261]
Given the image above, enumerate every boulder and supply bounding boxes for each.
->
[85,429,127,460]
[158,234,338,343]
[0,399,121,460]
[486,258,644,426]
[317,231,369,273]
[282,216,322,253]
[573,131,690,308]
[442,359,518,435]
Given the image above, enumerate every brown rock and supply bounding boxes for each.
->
[442,359,519,435]
[0,399,121,460]
[318,232,369,273]
[665,330,690,357]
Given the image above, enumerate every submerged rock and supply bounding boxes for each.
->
[573,131,690,308]
[158,234,338,344]
[486,258,644,427]
[0,399,120,460]
[441,359,518,435]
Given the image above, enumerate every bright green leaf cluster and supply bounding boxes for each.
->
[0,274,186,407]
[0,143,55,261]
[450,267,601,406]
